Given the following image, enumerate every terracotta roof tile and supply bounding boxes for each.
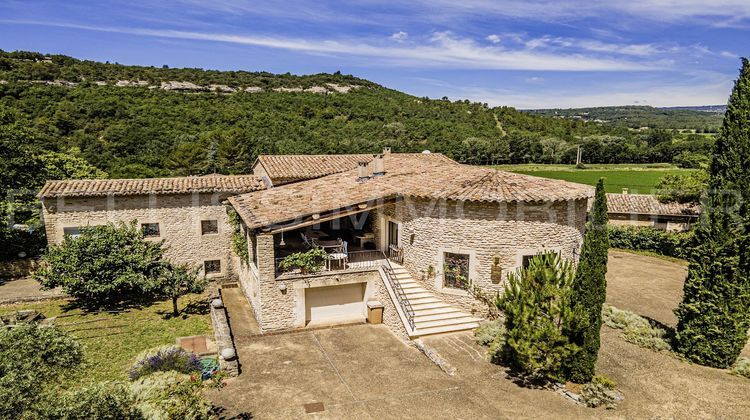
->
[39,174,265,198]
[255,153,457,183]
[230,154,594,230]
[602,193,700,216]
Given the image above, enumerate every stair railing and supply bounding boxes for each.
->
[380,251,416,331]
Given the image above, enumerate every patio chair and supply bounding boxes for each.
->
[328,240,348,270]
[301,232,315,248]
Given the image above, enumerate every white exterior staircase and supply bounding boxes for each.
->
[385,262,481,337]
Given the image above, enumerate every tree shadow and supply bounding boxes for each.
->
[60,293,161,315]
[211,406,253,419]
[157,299,210,320]
[642,314,678,347]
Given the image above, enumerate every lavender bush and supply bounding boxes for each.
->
[129,345,201,381]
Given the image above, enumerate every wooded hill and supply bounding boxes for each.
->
[0,50,714,180]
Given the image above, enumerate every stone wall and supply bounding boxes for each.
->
[208,286,239,376]
[381,197,588,314]
[41,192,238,280]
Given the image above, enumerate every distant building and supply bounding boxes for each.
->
[595,193,700,231]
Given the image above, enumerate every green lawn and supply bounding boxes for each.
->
[0,295,211,386]
[492,164,697,194]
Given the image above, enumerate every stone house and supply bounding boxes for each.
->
[39,175,264,281]
[601,193,699,231]
[40,152,593,339]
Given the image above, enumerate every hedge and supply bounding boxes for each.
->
[607,225,693,259]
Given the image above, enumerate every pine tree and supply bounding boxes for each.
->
[499,252,584,382]
[674,58,750,367]
[566,178,609,382]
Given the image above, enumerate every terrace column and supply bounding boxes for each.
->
[257,233,276,281]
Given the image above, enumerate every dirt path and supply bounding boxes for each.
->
[606,249,750,358]
[0,277,65,304]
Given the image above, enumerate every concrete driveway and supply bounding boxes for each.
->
[206,324,595,419]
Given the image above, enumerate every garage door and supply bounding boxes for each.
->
[305,283,365,326]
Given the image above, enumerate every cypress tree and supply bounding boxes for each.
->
[674,58,750,367]
[566,178,609,382]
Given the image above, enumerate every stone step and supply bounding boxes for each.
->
[403,291,432,299]
[415,316,481,329]
[413,310,466,322]
[413,321,480,337]
[409,301,452,311]
[409,296,441,305]
[400,284,423,291]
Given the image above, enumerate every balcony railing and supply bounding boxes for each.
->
[275,250,383,277]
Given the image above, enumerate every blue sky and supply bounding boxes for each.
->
[1,0,748,108]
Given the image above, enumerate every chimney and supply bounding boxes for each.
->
[622,188,629,195]
[371,154,385,176]
[383,147,391,155]
[357,161,370,180]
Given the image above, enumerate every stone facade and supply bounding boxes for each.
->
[235,229,405,337]
[377,197,588,314]
[41,192,238,280]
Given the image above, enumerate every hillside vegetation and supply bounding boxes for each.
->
[1,50,715,179]
[526,106,724,131]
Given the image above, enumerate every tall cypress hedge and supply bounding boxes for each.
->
[674,58,750,367]
[566,178,609,382]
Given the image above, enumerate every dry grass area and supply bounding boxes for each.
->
[606,249,750,358]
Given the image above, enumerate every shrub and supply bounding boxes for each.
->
[0,324,83,418]
[474,319,505,346]
[487,334,508,364]
[498,252,585,382]
[608,225,692,259]
[48,381,142,419]
[732,358,750,379]
[129,345,202,381]
[580,375,622,409]
[602,304,672,352]
[227,207,249,265]
[36,221,165,306]
[130,371,212,420]
[279,248,328,274]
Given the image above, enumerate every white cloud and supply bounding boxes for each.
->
[449,73,734,109]
[421,0,750,24]
[1,20,659,71]
[390,31,408,42]
[485,34,501,44]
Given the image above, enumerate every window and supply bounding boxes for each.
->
[522,255,534,269]
[141,223,160,238]
[204,260,221,274]
[443,252,470,290]
[63,227,81,239]
[201,220,219,235]
[387,220,399,248]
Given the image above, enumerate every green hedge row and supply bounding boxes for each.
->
[608,225,693,259]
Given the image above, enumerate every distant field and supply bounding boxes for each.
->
[492,164,697,194]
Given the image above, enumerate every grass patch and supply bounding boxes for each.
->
[602,304,673,352]
[0,295,211,386]
[610,248,689,266]
[491,164,696,194]
[732,358,750,379]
